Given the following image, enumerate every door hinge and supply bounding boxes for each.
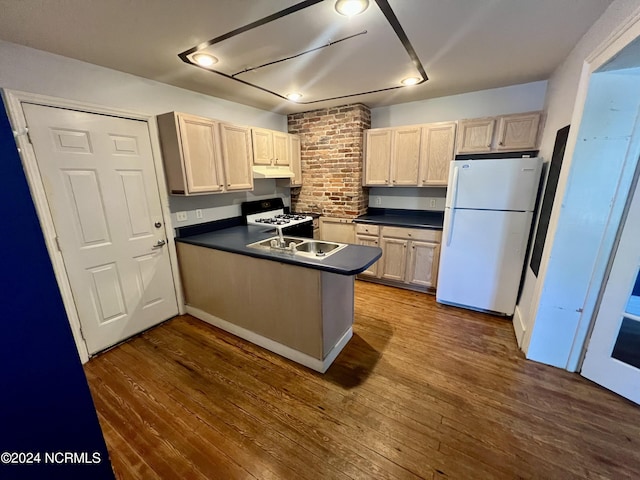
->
[54,236,61,251]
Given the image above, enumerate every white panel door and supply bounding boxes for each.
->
[23,103,178,354]
[437,209,532,315]
[446,158,542,211]
[582,179,640,404]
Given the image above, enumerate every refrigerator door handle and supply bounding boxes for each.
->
[446,166,460,246]
[450,165,460,209]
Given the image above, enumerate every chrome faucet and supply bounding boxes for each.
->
[277,226,285,248]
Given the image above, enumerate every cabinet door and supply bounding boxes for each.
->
[456,118,495,154]
[273,131,290,165]
[407,241,440,288]
[391,127,421,186]
[289,134,302,186]
[251,128,273,165]
[364,129,392,186]
[219,123,254,192]
[495,112,541,151]
[177,114,224,193]
[356,234,380,277]
[420,122,456,186]
[319,217,355,244]
[380,238,408,281]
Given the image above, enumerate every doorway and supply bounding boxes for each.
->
[3,90,183,360]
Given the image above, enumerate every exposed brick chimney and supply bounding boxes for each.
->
[288,104,371,218]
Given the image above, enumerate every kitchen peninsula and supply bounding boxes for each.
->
[175,223,381,372]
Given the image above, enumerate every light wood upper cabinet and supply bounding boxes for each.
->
[364,129,393,185]
[158,112,225,195]
[365,122,456,187]
[495,112,541,151]
[251,128,274,165]
[273,131,290,166]
[289,134,302,187]
[456,111,543,154]
[157,112,254,196]
[251,128,290,166]
[456,118,495,154]
[391,127,421,186]
[219,123,254,191]
[420,122,456,186]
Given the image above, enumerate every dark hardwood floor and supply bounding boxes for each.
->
[84,281,640,479]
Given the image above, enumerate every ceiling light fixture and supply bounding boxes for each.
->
[193,53,218,67]
[401,76,421,86]
[335,0,369,17]
[286,93,303,102]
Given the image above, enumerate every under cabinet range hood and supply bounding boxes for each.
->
[252,165,294,179]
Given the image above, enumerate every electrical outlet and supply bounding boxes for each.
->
[375,196,382,205]
[176,211,188,222]
[429,199,437,208]
[195,209,203,219]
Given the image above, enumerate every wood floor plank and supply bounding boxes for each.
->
[84,280,640,480]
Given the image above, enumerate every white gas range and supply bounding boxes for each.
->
[241,198,313,238]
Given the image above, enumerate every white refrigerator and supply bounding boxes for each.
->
[436,157,543,315]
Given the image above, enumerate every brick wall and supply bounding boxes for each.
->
[288,103,370,218]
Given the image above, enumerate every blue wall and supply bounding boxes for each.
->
[0,101,113,479]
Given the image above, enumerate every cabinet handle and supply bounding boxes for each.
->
[219,184,224,188]
[393,180,397,184]
[487,144,491,148]
[385,180,389,184]
[408,233,412,237]
[499,141,504,146]
[227,184,231,186]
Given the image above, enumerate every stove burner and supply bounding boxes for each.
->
[255,217,290,225]
[275,214,308,221]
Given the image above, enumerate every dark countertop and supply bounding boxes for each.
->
[175,225,381,276]
[354,208,445,230]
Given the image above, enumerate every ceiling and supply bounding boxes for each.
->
[0,0,614,114]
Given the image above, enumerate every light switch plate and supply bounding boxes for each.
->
[195,209,203,219]
[176,211,188,222]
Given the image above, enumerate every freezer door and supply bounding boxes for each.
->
[445,157,542,211]
[437,209,533,315]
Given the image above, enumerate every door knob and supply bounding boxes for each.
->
[152,239,166,249]
[154,222,162,228]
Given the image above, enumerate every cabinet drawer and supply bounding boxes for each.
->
[381,226,442,242]
[355,224,380,236]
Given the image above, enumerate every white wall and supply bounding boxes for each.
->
[515,0,640,369]
[371,81,547,128]
[0,40,290,223]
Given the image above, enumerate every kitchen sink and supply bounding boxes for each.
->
[248,236,305,250]
[294,240,344,257]
[246,236,347,259]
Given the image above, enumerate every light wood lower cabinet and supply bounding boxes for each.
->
[355,234,379,277]
[319,217,355,244]
[406,240,440,288]
[356,223,441,292]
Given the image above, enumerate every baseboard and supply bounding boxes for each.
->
[513,305,527,348]
[185,305,352,373]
